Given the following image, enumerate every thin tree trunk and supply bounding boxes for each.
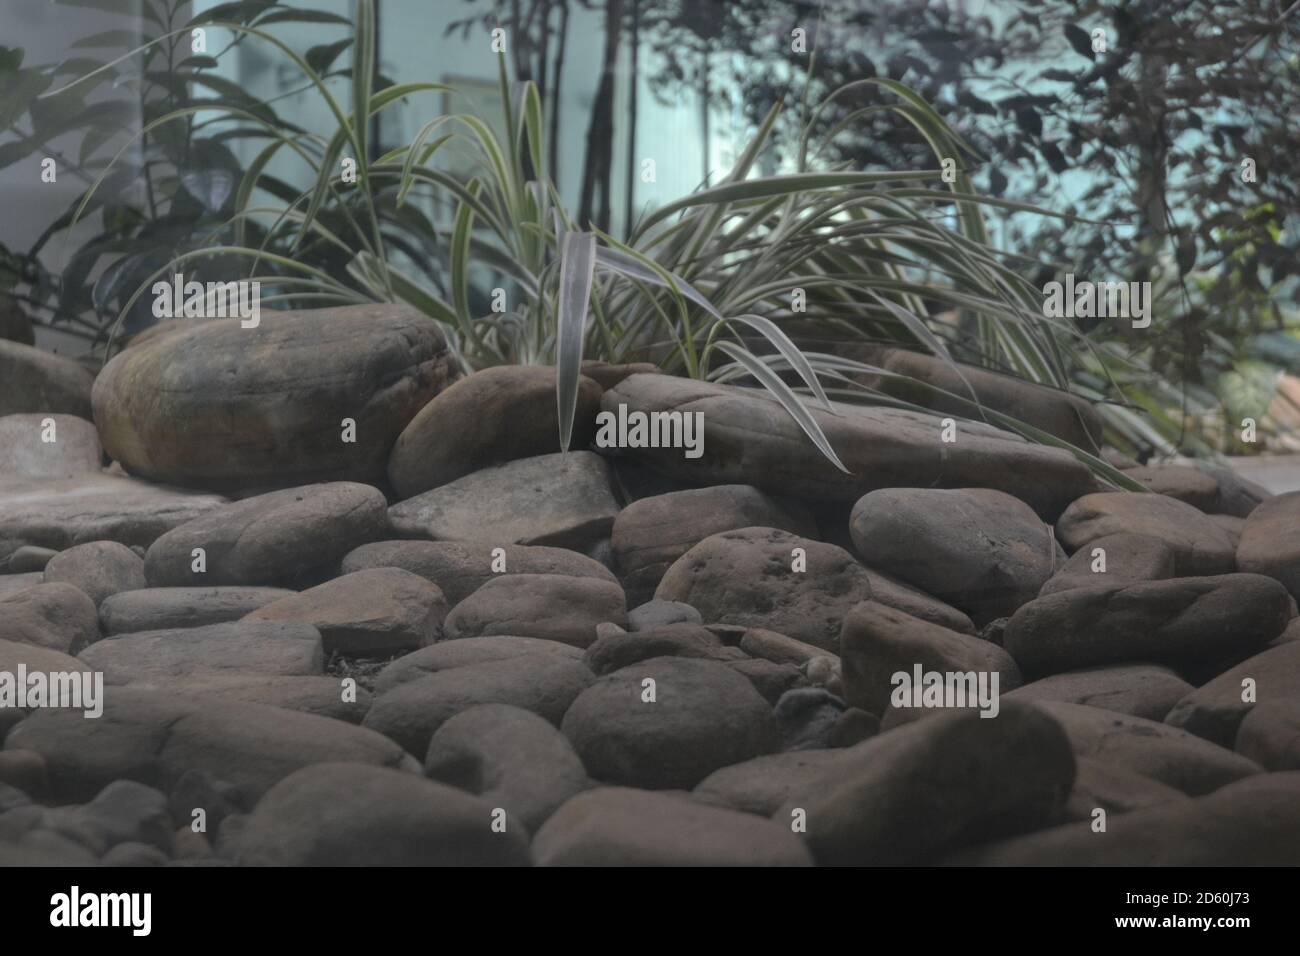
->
[548,0,569,181]
[623,0,639,238]
[579,0,624,231]
[699,48,710,184]
[510,0,532,82]
[536,0,552,102]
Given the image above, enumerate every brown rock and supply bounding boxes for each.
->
[0,340,94,418]
[245,568,447,657]
[388,365,602,498]
[1164,641,1300,748]
[1038,532,1176,596]
[0,414,101,480]
[91,304,456,490]
[43,540,145,605]
[1236,700,1300,770]
[443,573,627,648]
[340,538,616,605]
[0,475,227,550]
[655,527,873,652]
[1237,490,1300,601]
[602,374,1097,519]
[788,703,1075,865]
[840,601,1021,718]
[1056,492,1237,575]
[1028,700,1261,796]
[0,582,98,653]
[1005,663,1192,721]
[612,484,815,605]
[143,482,387,587]
[1004,574,1290,677]
[1123,464,1220,512]
[837,344,1103,452]
[387,452,619,550]
[850,487,1063,624]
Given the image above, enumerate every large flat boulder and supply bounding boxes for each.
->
[372,635,584,695]
[837,344,1104,452]
[443,573,626,649]
[1038,532,1176,596]
[600,374,1097,518]
[91,304,457,490]
[0,475,227,550]
[387,452,619,550]
[362,653,595,757]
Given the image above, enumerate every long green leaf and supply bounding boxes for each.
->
[556,232,597,451]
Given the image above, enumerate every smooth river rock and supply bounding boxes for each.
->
[98,587,295,635]
[340,538,617,605]
[388,365,602,498]
[611,484,815,605]
[388,451,618,550]
[1056,492,1237,575]
[91,304,457,490]
[0,414,101,480]
[849,487,1062,624]
[144,482,387,587]
[601,374,1097,519]
[0,475,227,550]
[0,340,95,418]
[1004,574,1291,677]
[245,568,447,656]
[655,527,872,652]
[1236,490,1300,601]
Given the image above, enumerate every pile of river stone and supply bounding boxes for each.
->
[1,305,1298,866]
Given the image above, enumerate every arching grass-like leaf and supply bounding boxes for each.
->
[556,231,597,451]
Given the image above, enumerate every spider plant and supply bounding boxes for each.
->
[51,0,1149,489]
